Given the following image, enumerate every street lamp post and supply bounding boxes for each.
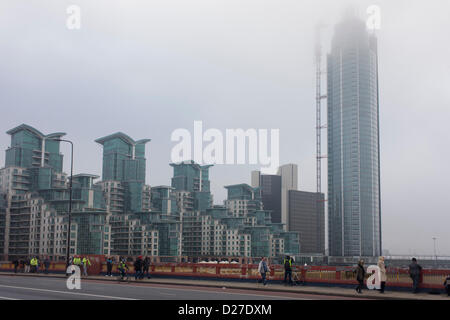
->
[432,237,437,268]
[52,139,74,266]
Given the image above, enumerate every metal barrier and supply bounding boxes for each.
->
[1,261,449,291]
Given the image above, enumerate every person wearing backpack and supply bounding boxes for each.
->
[283,255,293,286]
[257,257,269,286]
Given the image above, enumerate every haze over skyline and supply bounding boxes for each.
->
[0,0,449,256]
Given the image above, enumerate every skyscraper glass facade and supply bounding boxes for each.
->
[327,15,381,257]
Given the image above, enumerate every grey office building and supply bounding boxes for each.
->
[277,164,298,230]
[327,14,382,257]
[251,171,282,224]
[288,191,325,255]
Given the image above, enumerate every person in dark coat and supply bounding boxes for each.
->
[143,256,151,279]
[19,259,25,273]
[24,258,30,273]
[444,276,450,297]
[409,258,422,293]
[12,259,19,273]
[283,256,293,286]
[106,257,113,277]
[354,260,366,294]
[44,257,50,274]
[134,256,144,280]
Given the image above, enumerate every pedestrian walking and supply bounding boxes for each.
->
[35,257,40,273]
[30,257,38,273]
[25,257,30,273]
[74,256,82,268]
[106,257,113,277]
[82,257,91,276]
[13,259,19,273]
[44,257,50,274]
[118,258,129,280]
[354,260,366,294]
[143,256,151,279]
[378,256,387,293]
[444,276,450,297]
[283,255,293,286]
[409,258,422,293]
[257,257,269,286]
[134,256,143,280]
[66,256,73,276]
[19,259,25,273]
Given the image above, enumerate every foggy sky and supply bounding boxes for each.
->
[0,0,449,256]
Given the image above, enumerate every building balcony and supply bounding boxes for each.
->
[13,179,30,184]
[13,172,30,177]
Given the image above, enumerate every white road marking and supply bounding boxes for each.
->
[108,282,310,300]
[0,284,137,300]
[0,276,311,300]
[0,296,20,300]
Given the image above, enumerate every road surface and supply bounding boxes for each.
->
[0,275,365,300]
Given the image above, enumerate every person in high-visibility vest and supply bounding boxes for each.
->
[82,257,91,276]
[30,257,38,273]
[118,258,129,280]
[73,256,81,266]
[283,255,293,286]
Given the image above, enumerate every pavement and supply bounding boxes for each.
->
[0,272,448,300]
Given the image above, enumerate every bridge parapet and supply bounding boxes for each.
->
[1,260,449,291]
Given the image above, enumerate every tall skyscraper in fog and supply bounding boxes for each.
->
[327,13,382,257]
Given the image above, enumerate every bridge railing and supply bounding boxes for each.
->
[1,260,449,290]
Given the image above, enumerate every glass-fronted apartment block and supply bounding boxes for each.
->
[0,125,112,261]
[95,133,182,258]
[169,161,213,257]
[0,125,299,261]
[95,133,152,214]
[150,186,177,218]
[163,162,300,259]
[0,194,6,260]
[224,184,300,258]
[224,184,263,217]
[327,15,382,257]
